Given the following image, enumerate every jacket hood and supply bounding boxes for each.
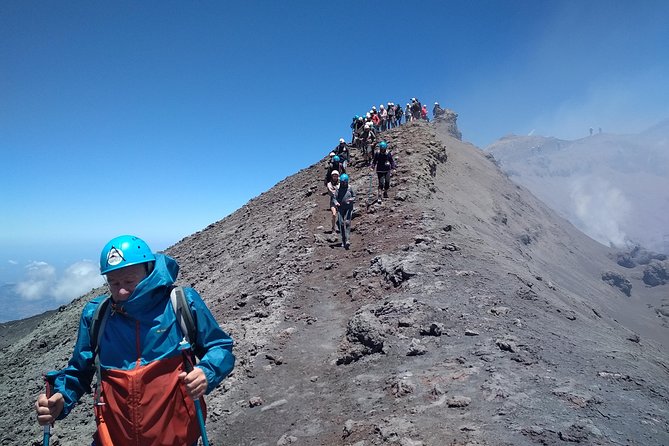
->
[115,253,179,315]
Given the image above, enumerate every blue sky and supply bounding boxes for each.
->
[1,1,668,321]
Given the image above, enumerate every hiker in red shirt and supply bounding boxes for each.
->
[421,104,429,121]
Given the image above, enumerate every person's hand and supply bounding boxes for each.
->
[335,201,340,207]
[178,367,208,400]
[35,392,64,426]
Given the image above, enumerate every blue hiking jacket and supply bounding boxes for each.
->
[48,253,235,419]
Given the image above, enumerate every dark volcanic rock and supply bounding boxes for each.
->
[602,271,632,296]
[616,252,636,268]
[642,260,669,287]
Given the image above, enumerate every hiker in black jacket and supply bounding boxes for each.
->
[371,140,396,202]
[334,138,350,169]
[325,155,345,186]
[334,173,355,249]
[410,98,421,121]
[395,104,403,126]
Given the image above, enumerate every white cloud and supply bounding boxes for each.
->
[15,260,104,303]
[52,261,105,303]
[15,261,56,301]
[8,260,18,265]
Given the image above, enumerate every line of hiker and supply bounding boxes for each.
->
[324,139,396,250]
[323,97,445,250]
[348,98,445,163]
[350,98,444,137]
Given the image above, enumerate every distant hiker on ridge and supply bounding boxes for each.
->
[387,102,396,129]
[433,102,444,119]
[380,104,388,131]
[35,235,235,446]
[371,109,381,132]
[359,123,377,166]
[395,103,403,126]
[351,116,364,143]
[335,173,356,250]
[410,98,421,121]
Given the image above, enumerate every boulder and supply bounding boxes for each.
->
[602,271,632,296]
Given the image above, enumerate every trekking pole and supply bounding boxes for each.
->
[367,172,373,207]
[180,344,210,446]
[43,374,52,446]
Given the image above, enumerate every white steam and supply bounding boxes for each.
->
[570,176,630,247]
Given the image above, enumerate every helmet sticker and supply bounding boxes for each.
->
[106,246,125,267]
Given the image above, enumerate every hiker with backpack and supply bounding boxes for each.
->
[387,102,396,129]
[35,235,235,446]
[410,98,421,121]
[379,104,388,131]
[371,140,396,203]
[394,103,402,126]
[351,116,364,143]
[325,155,345,186]
[359,123,376,166]
[334,173,355,249]
[334,138,350,169]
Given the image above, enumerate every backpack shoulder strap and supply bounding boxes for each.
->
[170,286,197,346]
[89,296,111,405]
[89,296,112,357]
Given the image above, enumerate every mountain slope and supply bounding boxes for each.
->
[1,119,668,445]
[485,125,669,254]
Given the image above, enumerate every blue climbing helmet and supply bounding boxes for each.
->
[100,235,155,274]
[379,141,388,150]
[333,155,340,162]
[340,173,349,182]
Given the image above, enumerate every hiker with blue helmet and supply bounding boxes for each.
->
[334,173,356,249]
[36,235,234,446]
[371,140,396,203]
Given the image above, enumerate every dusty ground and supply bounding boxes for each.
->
[1,118,668,446]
